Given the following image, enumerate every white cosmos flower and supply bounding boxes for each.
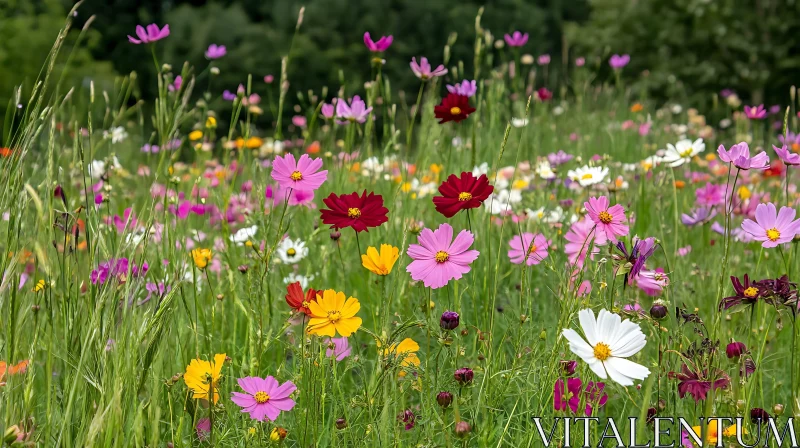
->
[283,273,314,289]
[562,309,650,386]
[535,160,556,179]
[484,189,522,214]
[276,237,309,264]
[230,225,258,245]
[472,162,490,177]
[88,160,106,179]
[661,138,704,167]
[567,165,609,187]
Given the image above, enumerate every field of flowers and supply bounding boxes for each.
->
[2,5,800,448]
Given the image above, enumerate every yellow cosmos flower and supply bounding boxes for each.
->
[361,244,400,276]
[245,137,263,149]
[690,421,743,446]
[188,130,204,141]
[183,353,226,404]
[307,289,362,337]
[191,248,212,270]
[385,338,420,376]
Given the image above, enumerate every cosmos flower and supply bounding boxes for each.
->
[564,217,607,267]
[504,31,529,47]
[127,23,170,44]
[363,32,393,52]
[432,172,494,218]
[613,236,656,280]
[744,104,767,120]
[335,96,373,124]
[774,144,800,166]
[719,274,767,310]
[547,150,574,166]
[567,166,609,187]
[434,93,476,124]
[484,189,522,214]
[271,153,328,192]
[90,258,148,284]
[285,281,317,316]
[325,337,351,361]
[507,233,550,265]
[694,183,725,207]
[634,268,669,296]
[320,191,389,232]
[669,364,730,403]
[384,338,421,373]
[446,80,477,97]
[231,376,297,422]
[306,289,362,337]
[184,353,226,403]
[608,54,630,69]
[661,138,705,167]
[361,244,400,276]
[230,225,258,245]
[561,309,650,386]
[741,202,800,248]
[410,57,447,80]
[681,207,717,227]
[276,237,309,264]
[406,223,479,289]
[553,377,608,416]
[537,87,553,101]
[205,44,227,59]
[584,196,629,243]
[191,248,213,270]
[717,142,769,171]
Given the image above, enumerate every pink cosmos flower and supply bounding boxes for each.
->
[406,223,479,289]
[609,54,630,69]
[635,268,669,296]
[325,337,351,361]
[336,96,372,124]
[694,183,725,207]
[504,31,528,47]
[271,154,327,192]
[564,217,608,267]
[716,142,769,171]
[195,418,210,441]
[741,202,800,248]
[537,54,551,66]
[205,44,227,59]
[410,57,447,80]
[744,104,767,120]
[266,185,315,207]
[584,196,629,243]
[507,233,549,265]
[774,144,800,166]
[446,80,477,97]
[231,376,297,422]
[127,24,170,44]
[363,32,393,52]
[321,103,335,119]
[167,76,182,92]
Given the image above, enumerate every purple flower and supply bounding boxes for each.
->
[504,31,528,47]
[694,183,725,207]
[167,76,182,93]
[608,54,630,69]
[744,104,767,120]
[553,377,608,416]
[127,24,170,45]
[141,143,160,153]
[222,90,237,101]
[363,32,393,52]
[717,142,770,170]
[335,96,372,124]
[537,54,551,66]
[205,44,227,59]
[774,144,800,166]
[726,341,747,359]
[681,207,718,227]
[321,103,335,119]
[778,132,800,151]
[325,337,351,361]
[410,57,447,80]
[614,236,657,280]
[446,80,477,97]
[575,57,585,67]
[90,258,148,285]
[769,104,782,115]
[547,150,574,166]
[397,409,415,430]
[142,282,169,304]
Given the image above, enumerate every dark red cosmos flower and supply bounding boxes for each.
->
[320,190,389,232]
[434,93,476,124]
[719,274,766,310]
[285,281,317,315]
[432,172,494,218]
[668,364,730,403]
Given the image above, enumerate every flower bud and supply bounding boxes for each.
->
[560,360,577,376]
[649,300,668,320]
[455,421,471,438]
[210,67,220,75]
[773,403,785,416]
[726,341,747,359]
[330,231,341,241]
[436,391,453,408]
[270,427,287,441]
[440,311,460,330]
[335,418,347,430]
[454,367,474,386]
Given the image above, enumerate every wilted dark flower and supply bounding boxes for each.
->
[646,407,657,424]
[440,311,460,330]
[436,391,453,408]
[560,360,577,376]
[454,367,474,385]
[719,274,766,310]
[726,341,747,359]
[455,421,471,438]
[397,409,415,430]
[668,364,730,403]
[750,408,770,424]
[741,358,756,378]
[756,275,798,311]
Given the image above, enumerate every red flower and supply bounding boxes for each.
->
[432,172,494,218]
[320,190,389,232]
[285,281,317,315]
[434,93,476,124]
[537,87,553,101]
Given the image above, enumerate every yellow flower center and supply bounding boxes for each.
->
[301,300,310,308]
[528,244,538,255]
[290,170,303,181]
[450,106,462,115]
[458,192,473,201]
[254,391,270,404]
[680,147,693,157]
[743,287,758,298]
[287,248,297,256]
[327,310,342,322]
[593,342,612,361]
[581,173,594,180]
[767,228,781,242]
[435,251,449,263]
[598,211,613,224]
[347,207,361,219]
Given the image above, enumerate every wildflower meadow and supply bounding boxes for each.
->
[4,3,800,447]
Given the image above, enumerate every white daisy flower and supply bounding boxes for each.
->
[88,160,106,179]
[283,273,314,289]
[472,162,490,177]
[276,237,309,264]
[230,225,258,245]
[562,308,651,386]
[484,189,522,215]
[106,126,128,144]
[534,160,556,180]
[660,138,704,167]
[567,165,609,187]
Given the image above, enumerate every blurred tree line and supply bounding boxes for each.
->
[2,0,799,132]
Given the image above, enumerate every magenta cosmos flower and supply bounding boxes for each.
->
[271,153,327,192]
[231,376,297,421]
[741,202,800,248]
[508,233,549,265]
[127,24,170,44]
[410,57,447,80]
[608,54,630,69]
[406,223,479,289]
[336,96,372,124]
[205,44,227,59]
[774,144,800,166]
[363,32,393,52]
[564,217,608,267]
[744,104,767,120]
[584,196,629,243]
[504,31,528,47]
[717,142,769,170]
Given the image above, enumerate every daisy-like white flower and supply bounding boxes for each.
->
[661,138,705,167]
[562,309,650,386]
[276,237,309,264]
[535,160,556,179]
[230,225,258,245]
[283,273,314,289]
[484,189,522,214]
[567,165,609,187]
